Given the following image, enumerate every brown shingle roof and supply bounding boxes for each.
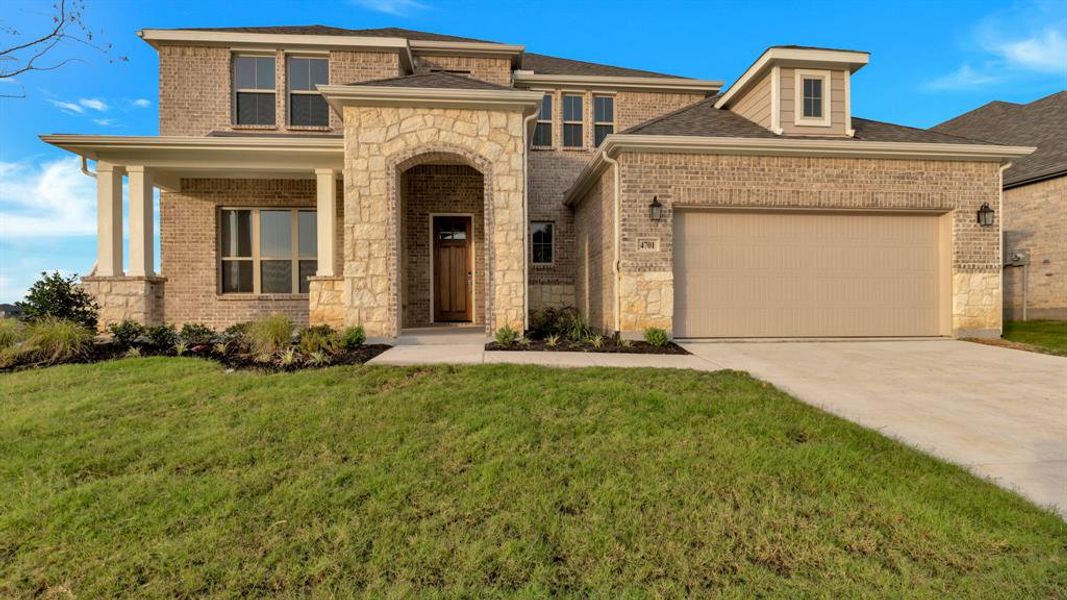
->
[623,96,996,145]
[174,25,495,43]
[520,52,683,79]
[344,71,513,90]
[932,91,1067,187]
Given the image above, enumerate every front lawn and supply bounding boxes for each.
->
[1002,320,1067,356]
[1,360,1064,597]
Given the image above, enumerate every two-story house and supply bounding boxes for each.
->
[42,27,1032,339]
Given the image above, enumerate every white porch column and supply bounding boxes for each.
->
[127,166,154,277]
[95,162,124,277]
[315,168,337,277]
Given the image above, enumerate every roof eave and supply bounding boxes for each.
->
[318,84,543,114]
[513,72,722,94]
[564,134,1035,206]
[1003,166,1067,189]
[715,47,870,109]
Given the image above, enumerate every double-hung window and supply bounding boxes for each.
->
[234,55,276,126]
[562,94,584,148]
[220,208,317,294]
[531,222,554,265]
[288,56,329,127]
[533,93,553,147]
[593,95,614,146]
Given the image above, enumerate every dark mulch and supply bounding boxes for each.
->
[486,339,689,354]
[0,342,391,374]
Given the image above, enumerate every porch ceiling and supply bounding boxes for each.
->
[39,135,344,191]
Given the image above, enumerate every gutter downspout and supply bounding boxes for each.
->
[80,157,99,276]
[522,110,538,331]
[601,149,622,334]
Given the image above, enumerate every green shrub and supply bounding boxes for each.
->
[144,325,178,350]
[220,322,250,353]
[22,317,94,364]
[0,319,25,350]
[494,325,519,345]
[545,334,560,348]
[107,320,145,349]
[179,323,215,346]
[340,325,366,350]
[299,325,340,355]
[528,306,592,342]
[17,272,99,330]
[643,327,670,347]
[306,350,331,366]
[247,315,294,355]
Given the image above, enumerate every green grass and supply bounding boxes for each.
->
[1002,320,1067,356]
[1,359,1064,598]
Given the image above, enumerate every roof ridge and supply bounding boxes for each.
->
[855,116,1003,145]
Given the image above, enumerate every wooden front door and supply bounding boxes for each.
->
[433,216,473,322]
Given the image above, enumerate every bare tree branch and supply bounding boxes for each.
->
[0,0,126,89]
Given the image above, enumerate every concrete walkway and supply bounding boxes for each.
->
[369,343,722,370]
[684,339,1067,517]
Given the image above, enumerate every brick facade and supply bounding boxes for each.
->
[1003,175,1067,320]
[573,153,1005,337]
[414,55,512,87]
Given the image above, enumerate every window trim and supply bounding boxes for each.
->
[530,221,555,266]
[593,93,615,147]
[532,91,554,148]
[562,92,585,149]
[218,207,317,296]
[794,69,831,127]
[232,53,277,127]
[285,54,330,128]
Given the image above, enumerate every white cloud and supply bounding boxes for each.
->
[990,28,1067,74]
[0,157,97,238]
[79,98,108,111]
[350,0,427,16]
[131,98,151,108]
[48,99,84,114]
[92,118,114,126]
[924,63,1002,91]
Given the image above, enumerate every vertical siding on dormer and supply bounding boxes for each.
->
[729,70,773,129]
[779,67,848,136]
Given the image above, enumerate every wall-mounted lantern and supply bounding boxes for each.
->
[976,203,995,227]
[649,196,664,221]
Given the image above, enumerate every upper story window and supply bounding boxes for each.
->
[593,95,614,147]
[288,57,329,127]
[531,222,554,264]
[220,208,317,295]
[533,94,553,147]
[562,94,584,148]
[234,55,276,126]
[795,70,830,126]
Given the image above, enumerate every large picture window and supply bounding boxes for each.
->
[593,95,614,147]
[562,94,583,148]
[233,55,276,126]
[531,222,554,265]
[287,56,329,127]
[533,93,553,147]
[220,208,317,294]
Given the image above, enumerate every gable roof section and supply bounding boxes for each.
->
[624,97,992,144]
[344,71,513,90]
[932,91,1067,187]
[172,25,494,43]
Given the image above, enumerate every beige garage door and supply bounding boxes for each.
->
[673,210,946,338]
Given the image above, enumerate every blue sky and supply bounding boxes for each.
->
[1,0,1065,303]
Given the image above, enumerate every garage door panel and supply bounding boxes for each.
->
[673,211,944,338]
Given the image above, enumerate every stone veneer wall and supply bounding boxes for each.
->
[159,45,400,136]
[400,164,487,327]
[81,276,165,332]
[573,153,1005,337]
[341,105,527,337]
[1003,175,1067,320]
[160,178,343,329]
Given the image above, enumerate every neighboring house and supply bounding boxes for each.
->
[42,27,1032,339]
[0,304,22,319]
[932,91,1067,321]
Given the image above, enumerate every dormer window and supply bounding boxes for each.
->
[234,55,276,126]
[794,69,830,126]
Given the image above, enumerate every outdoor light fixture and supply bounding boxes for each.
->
[977,203,995,227]
[649,196,664,221]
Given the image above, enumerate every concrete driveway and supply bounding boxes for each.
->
[683,339,1067,517]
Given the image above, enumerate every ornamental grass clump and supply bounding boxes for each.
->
[494,325,519,346]
[246,315,294,355]
[22,317,94,364]
[299,325,340,355]
[0,318,25,350]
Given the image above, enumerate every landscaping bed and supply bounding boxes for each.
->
[488,306,688,354]
[486,338,688,354]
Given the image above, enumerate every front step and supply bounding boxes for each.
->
[394,326,488,346]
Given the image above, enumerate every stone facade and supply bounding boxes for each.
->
[340,105,527,337]
[573,153,1005,337]
[308,276,345,330]
[82,276,165,331]
[1003,175,1067,320]
[160,178,343,329]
